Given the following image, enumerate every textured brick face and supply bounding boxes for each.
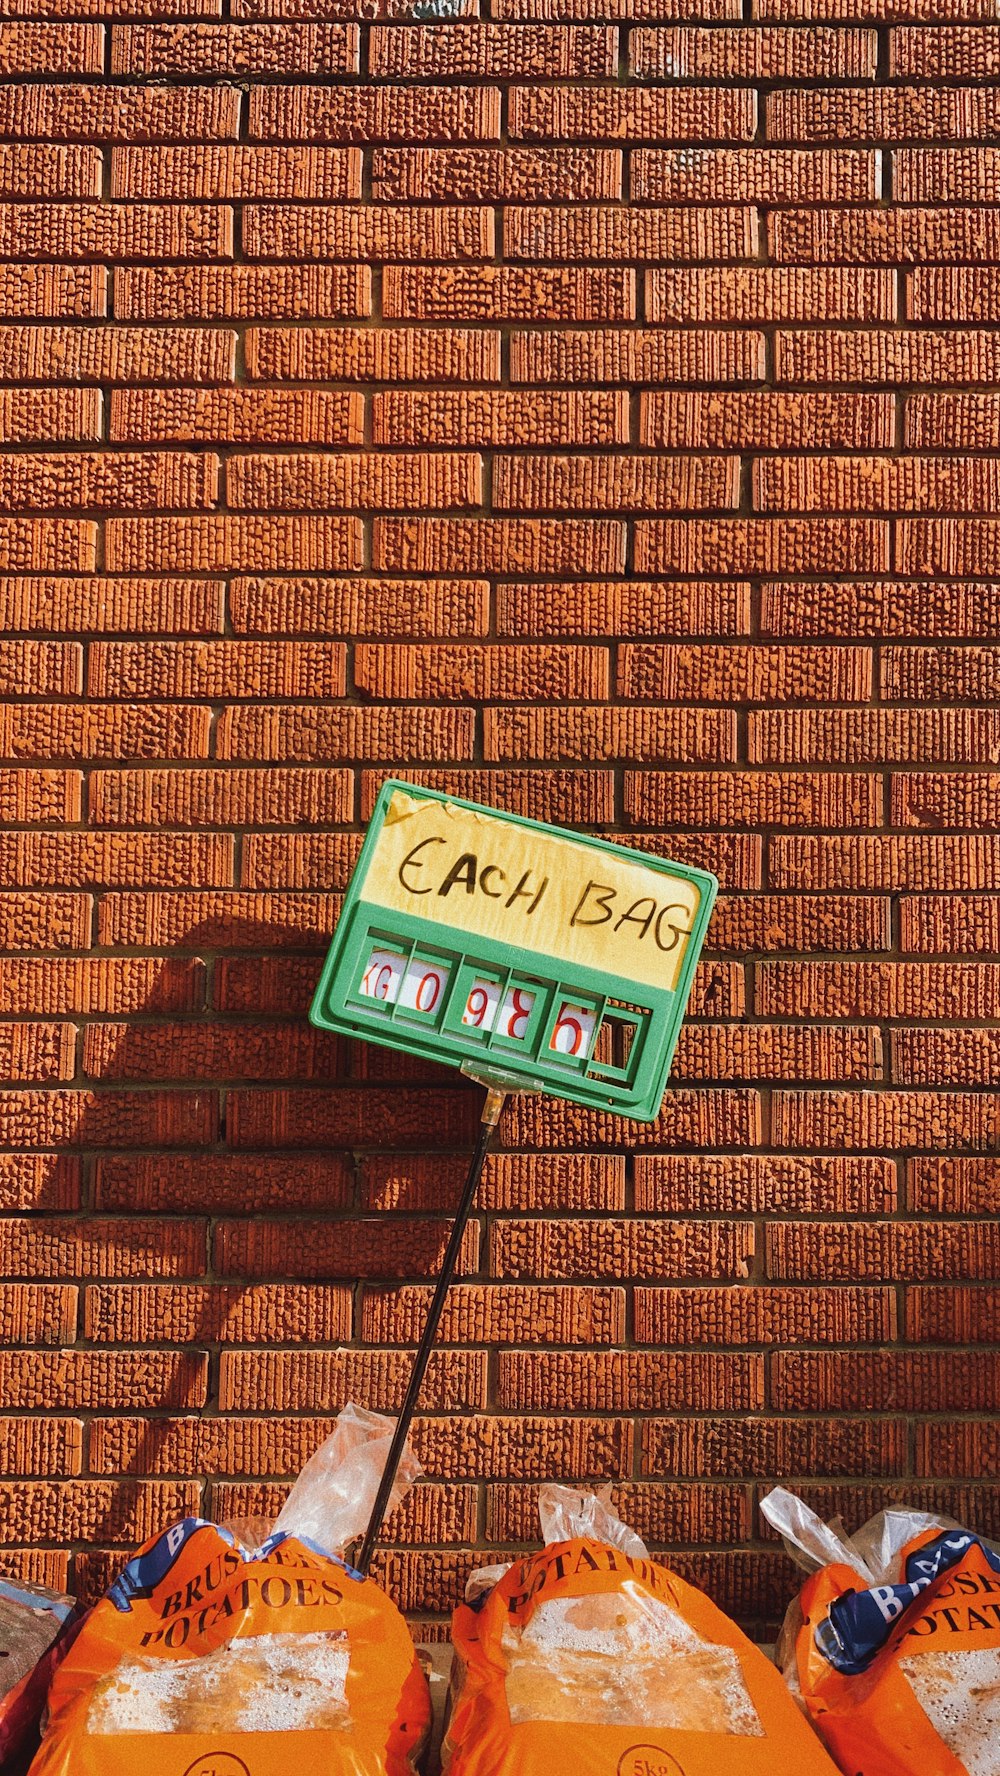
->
[0,4,995,1634]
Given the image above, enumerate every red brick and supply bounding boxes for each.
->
[210,1481,473,1550]
[760,960,1000,1019]
[112,145,360,200]
[636,1285,893,1346]
[362,1284,623,1346]
[83,1020,345,1083]
[412,1415,632,1482]
[506,207,753,266]
[773,1350,1000,1412]
[883,643,1000,700]
[0,1089,216,1149]
[0,1481,199,1547]
[675,1023,880,1083]
[890,26,1000,77]
[750,708,999,764]
[250,85,499,144]
[0,83,240,143]
[359,767,613,829]
[495,454,738,513]
[0,1215,204,1279]
[92,766,351,830]
[369,24,617,78]
[893,771,1000,831]
[0,770,79,824]
[111,388,363,444]
[510,87,753,141]
[246,327,498,384]
[634,1154,895,1213]
[0,894,90,953]
[0,1352,207,1410]
[511,328,763,385]
[215,1216,479,1280]
[89,642,345,702]
[709,895,890,953]
[228,1087,481,1152]
[245,205,492,264]
[0,145,101,199]
[488,1481,748,1549]
[756,455,1000,514]
[110,24,358,74]
[0,24,103,73]
[912,1156,1000,1215]
[486,706,734,763]
[633,25,876,77]
[0,833,232,889]
[906,1287,1000,1344]
[0,390,101,444]
[491,1218,755,1280]
[775,84,1000,141]
[229,452,479,513]
[96,890,339,950]
[374,147,621,201]
[0,265,104,319]
[772,206,1000,265]
[0,451,217,514]
[644,392,892,451]
[634,519,889,575]
[916,1424,1000,1483]
[498,580,750,637]
[627,769,878,829]
[901,895,1000,955]
[620,642,871,703]
[0,1283,77,1344]
[0,577,222,637]
[220,1349,485,1413]
[0,704,210,762]
[634,148,878,203]
[499,1351,763,1412]
[0,1418,82,1479]
[0,327,235,386]
[355,643,606,703]
[907,394,1000,451]
[773,1090,1000,1154]
[86,1283,351,1346]
[0,204,232,262]
[777,329,1000,387]
[96,1154,354,1214]
[117,265,369,321]
[220,705,473,764]
[106,516,362,575]
[374,518,625,576]
[910,269,1000,322]
[0,957,201,1015]
[384,267,634,322]
[761,578,1000,637]
[232,578,488,639]
[361,1152,626,1214]
[772,835,1000,891]
[642,1417,906,1479]
[649,267,893,323]
[375,391,626,448]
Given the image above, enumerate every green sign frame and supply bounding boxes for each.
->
[309,781,717,1121]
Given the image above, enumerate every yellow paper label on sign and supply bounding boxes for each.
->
[359,789,701,995]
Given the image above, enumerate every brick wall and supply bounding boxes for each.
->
[1,6,998,1632]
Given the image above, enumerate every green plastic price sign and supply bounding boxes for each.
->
[310,781,717,1121]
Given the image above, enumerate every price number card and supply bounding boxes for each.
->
[310,782,717,1121]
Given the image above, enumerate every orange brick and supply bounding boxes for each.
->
[505,206,753,265]
[375,391,627,448]
[214,1215,480,1280]
[0,23,103,73]
[0,576,222,636]
[709,893,890,953]
[771,835,1000,891]
[246,327,499,384]
[361,1283,623,1346]
[96,1154,354,1214]
[0,1282,76,1345]
[244,205,492,263]
[619,642,871,703]
[777,329,1000,387]
[627,768,878,829]
[0,956,201,1014]
[0,771,80,825]
[374,147,621,201]
[901,896,1000,955]
[772,1092,1000,1155]
[374,518,625,576]
[635,1285,893,1346]
[771,1221,1000,1284]
[384,266,634,322]
[498,1351,763,1412]
[890,25,1000,77]
[362,1152,625,1214]
[894,1028,1000,1087]
[634,1153,895,1213]
[112,145,360,200]
[0,1481,199,1547]
[0,1351,207,1410]
[494,454,738,512]
[759,960,1000,1019]
[0,203,232,262]
[220,1349,486,1413]
[633,25,876,77]
[111,388,363,444]
[0,83,240,143]
[511,328,763,385]
[643,391,892,451]
[486,706,734,763]
[641,1417,905,1480]
[750,707,997,764]
[0,1087,216,1149]
[355,643,607,703]
[893,772,1000,831]
[491,1218,754,1280]
[249,85,499,144]
[0,522,95,573]
[770,85,1000,141]
[83,1019,343,1082]
[0,1214,204,1278]
[110,23,358,74]
[0,451,217,513]
[648,267,894,322]
[497,580,750,637]
[906,393,1000,450]
[105,517,362,575]
[510,86,753,141]
[0,327,235,385]
[755,455,999,513]
[883,644,1000,701]
[231,577,489,637]
[96,889,340,949]
[91,767,352,830]
[633,148,878,202]
[117,265,370,321]
[635,518,889,575]
[0,893,90,953]
[772,206,1000,265]
[228,452,481,512]
[676,1023,880,1082]
[369,24,617,78]
[0,704,209,762]
[0,833,232,889]
[760,578,1000,638]
[360,767,614,828]
[0,144,101,198]
[0,389,101,442]
[0,1418,81,1478]
[773,1350,1000,1412]
[906,1287,1000,1343]
[910,269,1000,322]
[0,264,104,319]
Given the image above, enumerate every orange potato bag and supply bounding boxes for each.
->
[762,1485,1000,1776]
[31,1404,430,1776]
[445,1485,839,1776]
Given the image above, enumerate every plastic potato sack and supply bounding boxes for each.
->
[30,1404,431,1776]
[444,1484,838,1776]
[761,1485,1000,1776]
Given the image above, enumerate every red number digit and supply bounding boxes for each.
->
[551,1005,585,1055]
[504,988,533,1040]
[465,987,490,1027]
[415,969,441,1012]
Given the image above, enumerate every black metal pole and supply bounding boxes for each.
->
[356,1086,506,1576]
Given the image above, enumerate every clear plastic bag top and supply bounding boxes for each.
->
[273,1401,421,1558]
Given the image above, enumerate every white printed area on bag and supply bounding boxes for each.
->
[87,1629,351,1735]
[901,1647,1000,1776]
